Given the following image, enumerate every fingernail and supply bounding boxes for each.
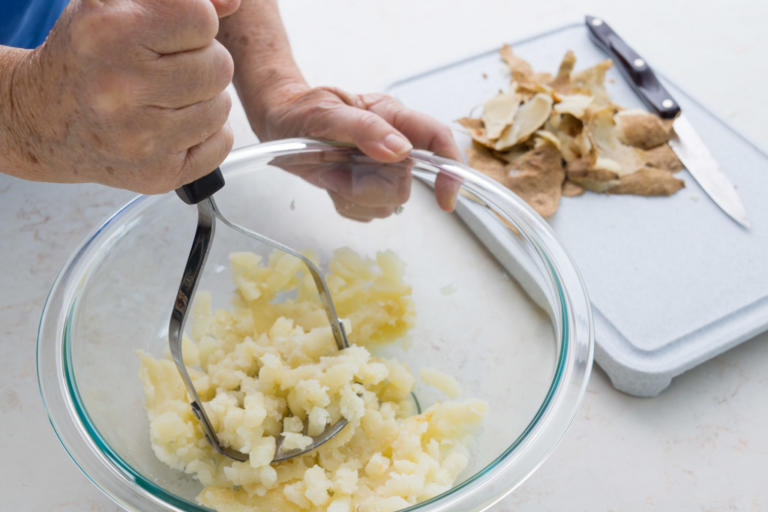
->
[383,134,412,156]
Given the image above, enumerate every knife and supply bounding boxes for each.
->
[585,15,750,229]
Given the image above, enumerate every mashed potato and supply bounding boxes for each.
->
[140,248,486,512]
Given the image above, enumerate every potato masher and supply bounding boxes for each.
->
[169,167,350,463]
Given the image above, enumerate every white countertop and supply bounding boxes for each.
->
[2,1,766,510]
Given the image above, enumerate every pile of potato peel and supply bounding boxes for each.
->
[458,45,685,217]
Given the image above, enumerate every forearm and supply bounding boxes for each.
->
[0,45,44,181]
[217,0,307,138]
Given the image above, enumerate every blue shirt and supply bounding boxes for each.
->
[1,0,69,49]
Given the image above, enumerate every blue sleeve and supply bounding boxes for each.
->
[1,0,70,49]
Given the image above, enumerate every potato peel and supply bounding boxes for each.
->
[505,145,565,217]
[549,50,576,93]
[567,159,621,193]
[456,117,495,148]
[494,93,553,150]
[533,130,562,150]
[459,46,685,214]
[500,44,534,81]
[546,114,585,162]
[571,59,614,107]
[644,143,684,172]
[554,94,593,119]
[616,109,674,149]
[608,167,685,195]
[466,143,509,184]
[562,179,586,197]
[481,91,522,140]
[584,107,645,176]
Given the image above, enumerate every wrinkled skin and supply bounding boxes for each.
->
[8,0,242,193]
[3,0,463,214]
[260,85,463,214]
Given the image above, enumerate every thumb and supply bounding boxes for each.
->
[209,0,241,17]
[323,105,413,163]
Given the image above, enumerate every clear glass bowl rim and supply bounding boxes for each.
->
[37,138,594,512]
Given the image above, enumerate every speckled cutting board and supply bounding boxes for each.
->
[386,23,768,397]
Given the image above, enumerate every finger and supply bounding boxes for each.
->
[362,94,463,161]
[328,191,397,222]
[267,151,372,184]
[153,90,232,153]
[435,172,463,212]
[310,103,413,162]
[138,0,219,54]
[317,164,412,207]
[209,0,241,17]
[176,123,234,187]
[268,153,412,208]
[140,41,233,108]
[360,94,462,211]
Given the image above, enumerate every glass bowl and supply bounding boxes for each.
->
[37,139,593,512]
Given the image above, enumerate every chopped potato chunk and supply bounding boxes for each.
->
[140,249,486,511]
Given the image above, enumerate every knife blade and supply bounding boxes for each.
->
[585,15,750,229]
[668,116,749,227]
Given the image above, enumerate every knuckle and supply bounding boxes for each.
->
[309,99,342,117]
[188,0,220,41]
[133,144,155,163]
[69,11,114,55]
[220,124,235,154]
[145,0,218,47]
[361,92,395,109]
[297,103,340,137]
[215,91,233,121]
[211,43,235,89]
[140,134,159,160]
[192,43,233,98]
[85,76,134,118]
[70,5,140,57]
[358,112,384,132]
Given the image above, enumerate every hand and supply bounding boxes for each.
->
[268,151,413,222]
[7,0,241,193]
[258,85,463,211]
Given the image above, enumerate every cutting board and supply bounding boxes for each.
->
[387,23,768,396]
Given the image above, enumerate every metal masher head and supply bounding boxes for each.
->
[168,168,351,463]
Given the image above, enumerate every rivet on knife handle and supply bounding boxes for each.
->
[585,15,680,119]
